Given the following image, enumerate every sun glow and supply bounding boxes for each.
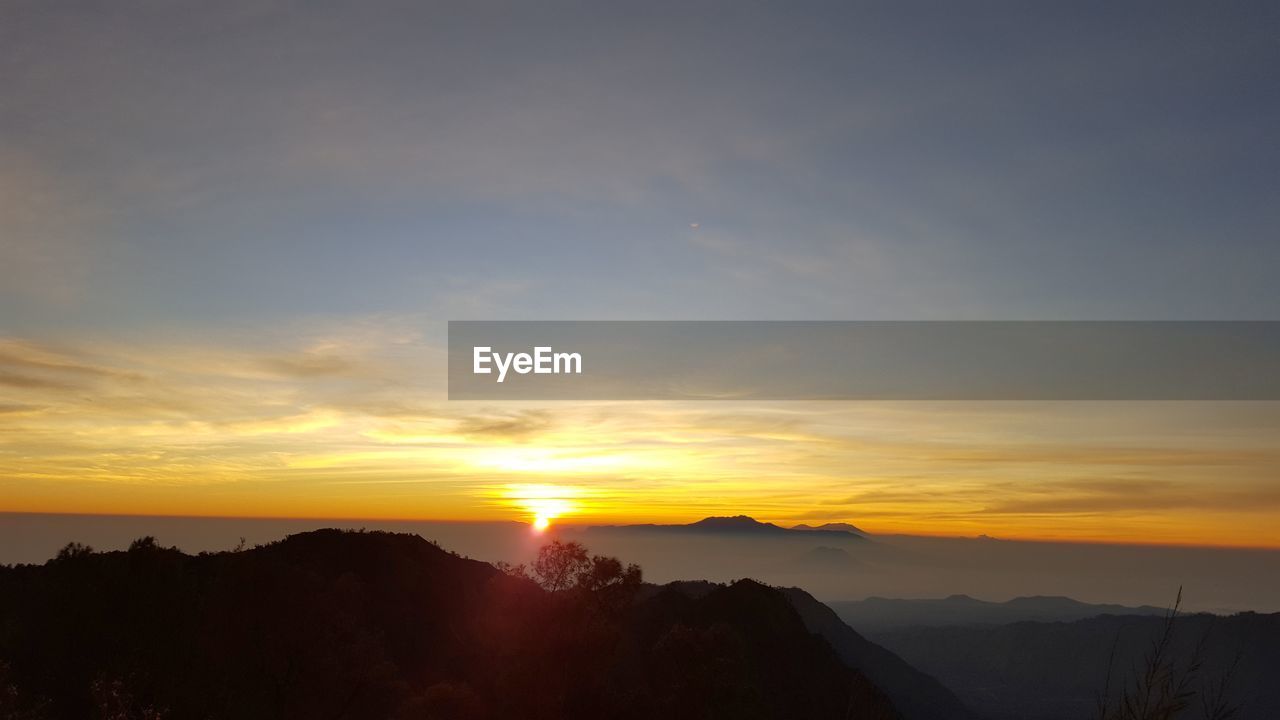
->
[504,483,580,532]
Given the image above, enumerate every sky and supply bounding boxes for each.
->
[2,1,1279,547]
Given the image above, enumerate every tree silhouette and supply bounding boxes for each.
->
[530,540,590,592]
[504,540,642,607]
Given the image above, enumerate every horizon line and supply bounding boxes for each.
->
[4,510,1278,553]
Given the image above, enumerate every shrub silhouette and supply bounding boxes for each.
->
[1094,588,1241,720]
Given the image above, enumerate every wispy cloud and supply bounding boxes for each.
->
[4,326,1278,545]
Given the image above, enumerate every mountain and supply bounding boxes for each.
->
[0,530,899,720]
[793,522,867,535]
[689,515,790,533]
[592,515,866,539]
[830,594,1168,631]
[638,580,900,719]
[781,588,979,720]
[650,581,972,720]
[869,613,1280,720]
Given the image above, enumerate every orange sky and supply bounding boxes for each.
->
[3,331,1279,549]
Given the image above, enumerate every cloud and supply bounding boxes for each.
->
[0,403,44,415]
[453,410,554,440]
[257,354,358,378]
[982,479,1280,515]
[2,326,1280,545]
[0,372,77,390]
[0,340,144,393]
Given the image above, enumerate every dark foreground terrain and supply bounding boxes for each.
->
[0,530,924,720]
[872,612,1280,720]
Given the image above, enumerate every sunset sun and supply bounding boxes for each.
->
[504,483,579,532]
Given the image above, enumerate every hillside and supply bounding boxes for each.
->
[781,588,978,720]
[646,582,976,720]
[0,530,899,720]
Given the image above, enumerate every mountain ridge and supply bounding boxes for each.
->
[792,522,867,535]
[831,593,1172,632]
[589,514,867,538]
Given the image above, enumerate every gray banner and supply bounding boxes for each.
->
[447,321,1280,400]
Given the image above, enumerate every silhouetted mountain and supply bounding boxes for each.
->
[593,515,866,539]
[792,522,867,536]
[781,588,979,720]
[869,612,1280,720]
[638,580,899,720]
[689,515,789,533]
[649,581,966,720]
[830,593,1167,631]
[0,530,899,720]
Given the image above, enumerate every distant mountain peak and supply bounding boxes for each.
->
[792,522,866,536]
[588,515,866,539]
[688,515,785,531]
